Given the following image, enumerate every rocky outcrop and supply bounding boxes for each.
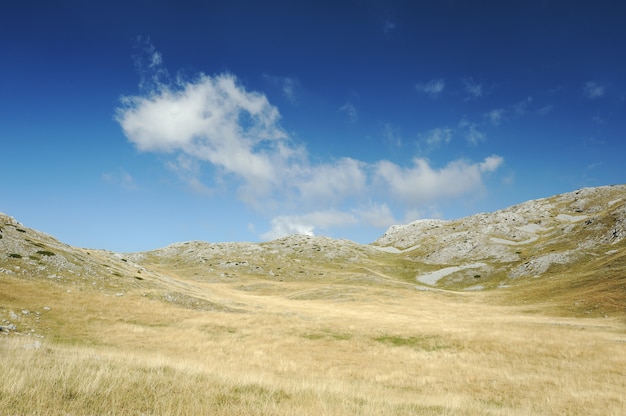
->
[374,185,626,287]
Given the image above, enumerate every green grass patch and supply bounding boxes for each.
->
[25,239,46,248]
[36,250,55,256]
[373,334,451,351]
[302,329,352,341]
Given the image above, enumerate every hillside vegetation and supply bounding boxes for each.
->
[1,185,625,415]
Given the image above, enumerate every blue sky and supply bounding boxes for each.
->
[1,1,625,252]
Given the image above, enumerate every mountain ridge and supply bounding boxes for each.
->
[1,184,625,317]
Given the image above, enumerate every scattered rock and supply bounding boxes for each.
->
[0,324,17,333]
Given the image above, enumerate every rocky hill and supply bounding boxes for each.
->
[2,184,625,320]
[374,185,625,279]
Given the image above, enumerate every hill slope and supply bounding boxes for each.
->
[372,184,626,316]
[2,184,625,318]
[1,185,625,415]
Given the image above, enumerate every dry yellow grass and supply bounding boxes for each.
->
[1,273,625,415]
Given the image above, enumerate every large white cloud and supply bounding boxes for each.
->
[354,202,396,228]
[117,73,287,189]
[374,155,503,205]
[295,158,367,206]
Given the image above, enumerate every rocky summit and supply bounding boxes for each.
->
[374,185,626,285]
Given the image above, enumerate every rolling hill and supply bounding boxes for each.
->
[1,184,625,415]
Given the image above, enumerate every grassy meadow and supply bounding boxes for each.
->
[1,270,625,415]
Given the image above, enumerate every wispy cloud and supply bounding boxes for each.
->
[116,42,503,240]
[592,114,605,125]
[463,79,483,100]
[165,155,214,196]
[466,127,486,145]
[102,169,137,191]
[584,81,605,99]
[415,79,445,98]
[537,104,553,116]
[264,74,300,103]
[419,127,453,150]
[132,36,169,92]
[383,19,397,35]
[382,123,402,146]
[459,117,487,145]
[339,102,358,122]
[485,109,505,126]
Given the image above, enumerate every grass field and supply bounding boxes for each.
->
[2,270,625,415]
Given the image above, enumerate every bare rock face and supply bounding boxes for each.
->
[373,185,626,287]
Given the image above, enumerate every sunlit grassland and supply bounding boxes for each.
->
[2,272,625,416]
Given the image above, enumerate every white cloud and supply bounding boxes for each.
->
[339,102,358,122]
[117,73,290,199]
[355,202,396,228]
[296,158,367,206]
[463,79,483,100]
[374,155,503,206]
[415,79,445,98]
[117,49,370,214]
[262,216,315,240]
[479,155,504,172]
[584,81,605,99]
[262,210,358,240]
